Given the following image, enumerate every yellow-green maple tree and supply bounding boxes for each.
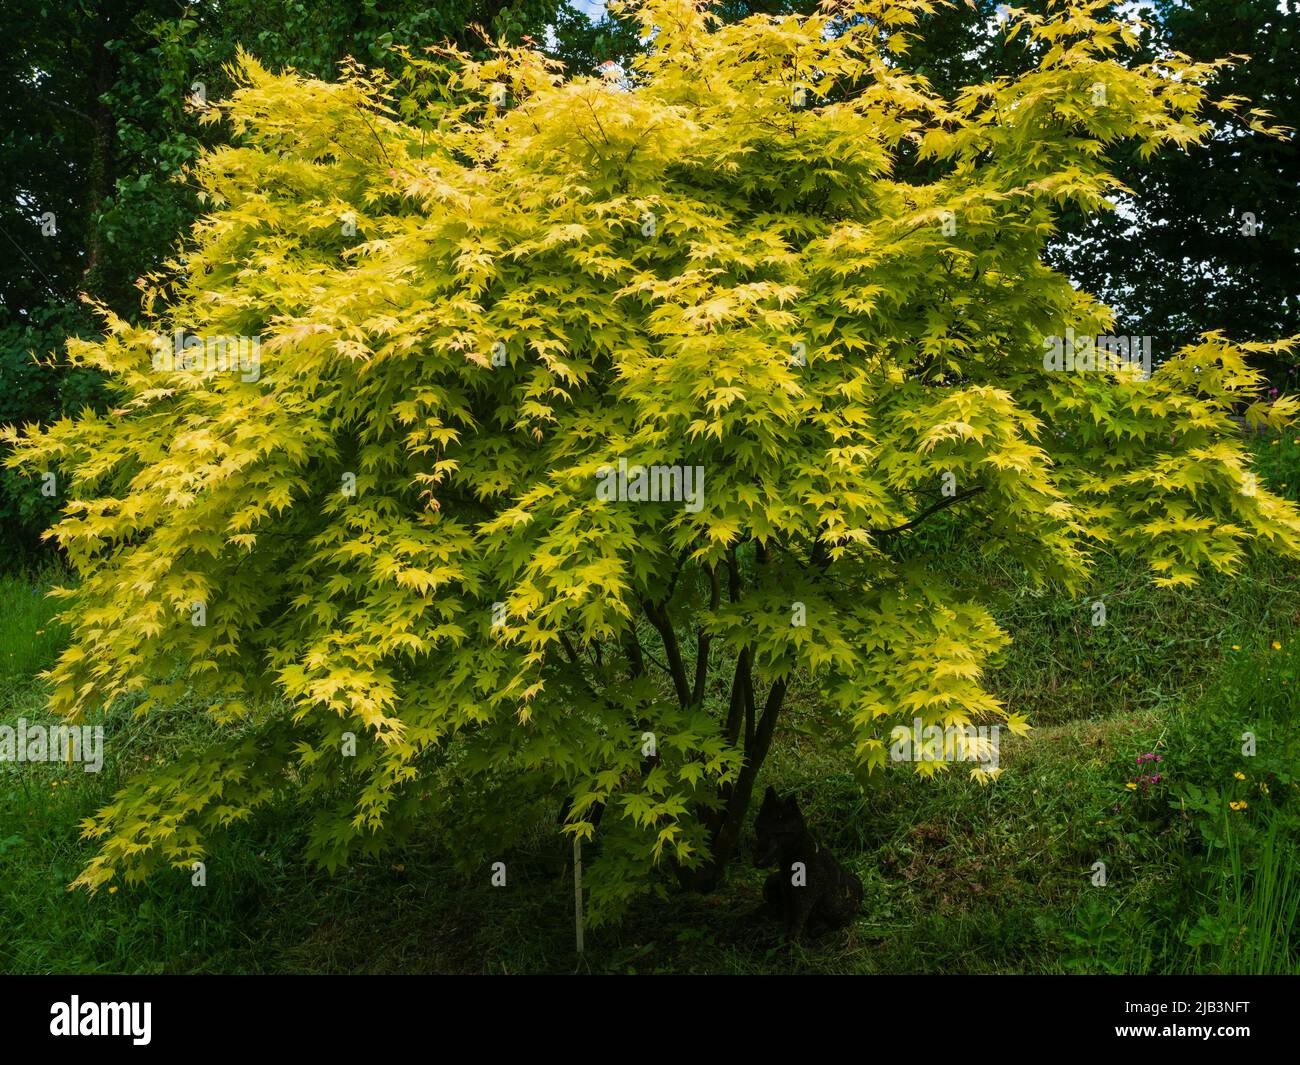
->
[7,0,1300,919]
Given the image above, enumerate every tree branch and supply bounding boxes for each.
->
[657,545,692,607]
[554,633,603,704]
[871,486,986,541]
[724,648,751,748]
[722,546,752,745]
[810,538,830,570]
[643,599,691,709]
[691,563,720,706]
[754,675,788,764]
[622,625,646,680]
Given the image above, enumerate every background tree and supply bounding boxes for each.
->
[1051,0,1300,372]
[8,0,1300,920]
[548,0,645,76]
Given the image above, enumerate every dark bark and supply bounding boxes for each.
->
[80,8,117,294]
[677,539,794,890]
[692,673,789,891]
[644,598,691,709]
[690,564,719,705]
[622,626,646,680]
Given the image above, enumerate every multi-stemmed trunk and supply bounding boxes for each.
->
[690,674,788,891]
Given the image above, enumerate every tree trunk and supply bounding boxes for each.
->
[691,675,788,892]
[80,7,117,295]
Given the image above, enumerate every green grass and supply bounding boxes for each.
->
[1183,814,1300,974]
[2,434,1299,974]
[0,567,69,682]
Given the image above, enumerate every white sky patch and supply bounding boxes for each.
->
[1116,1,1156,20]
